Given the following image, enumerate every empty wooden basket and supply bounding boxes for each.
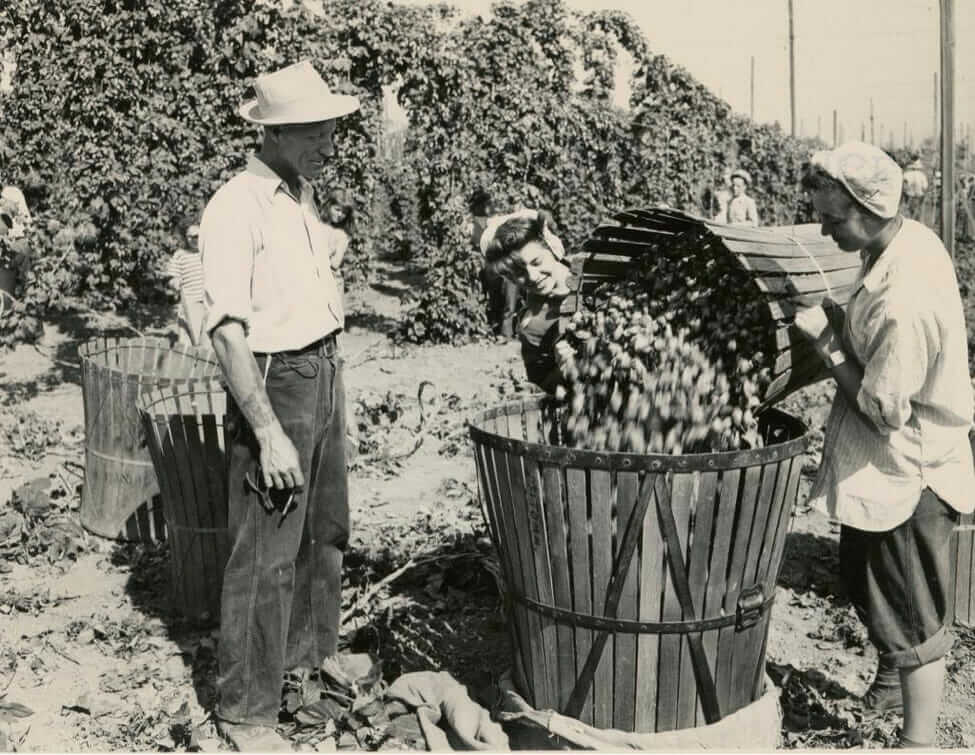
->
[138,379,230,626]
[78,336,221,542]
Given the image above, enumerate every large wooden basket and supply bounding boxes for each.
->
[575,208,860,407]
[138,379,229,626]
[78,337,221,542]
[469,397,808,734]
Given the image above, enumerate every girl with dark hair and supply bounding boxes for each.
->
[323,188,355,292]
[480,209,575,392]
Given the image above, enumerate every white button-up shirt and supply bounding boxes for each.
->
[809,219,975,531]
[199,155,343,353]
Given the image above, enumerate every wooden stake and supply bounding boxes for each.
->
[788,0,797,138]
[940,0,955,258]
[750,56,755,121]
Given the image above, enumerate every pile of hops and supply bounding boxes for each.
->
[556,232,777,454]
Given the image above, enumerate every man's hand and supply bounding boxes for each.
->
[254,425,304,490]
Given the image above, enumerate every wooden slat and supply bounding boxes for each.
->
[580,254,638,278]
[588,468,614,729]
[612,470,640,731]
[634,471,664,732]
[715,465,762,711]
[707,222,824,247]
[477,440,531,690]
[182,413,220,620]
[753,265,861,295]
[703,468,741,720]
[503,445,551,711]
[488,443,536,704]
[167,412,206,616]
[668,473,699,731]
[733,249,860,273]
[685,471,719,726]
[542,465,576,710]
[730,461,780,712]
[522,458,560,711]
[765,283,857,320]
[566,467,594,723]
[657,474,685,732]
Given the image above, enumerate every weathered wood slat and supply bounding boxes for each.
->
[522,459,561,711]
[670,473,702,731]
[499,447,545,708]
[733,249,859,273]
[566,467,594,723]
[613,471,640,731]
[541,465,576,709]
[656,475,685,732]
[589,469,615,729]
[730,463,779,712]
[703,468,741,720]
[686,471,719,726]
[715,466,762,709]
[753,265,861,295]
[635,471,664,732]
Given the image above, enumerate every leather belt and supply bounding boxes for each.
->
[255,332,339,359]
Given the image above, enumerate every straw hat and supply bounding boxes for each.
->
[238,60,360,125]
[730,169,752,186]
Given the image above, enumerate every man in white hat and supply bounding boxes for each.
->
[198,60,359,752]
[795,141,974,748]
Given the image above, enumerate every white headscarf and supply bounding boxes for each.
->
[479,208,565,260]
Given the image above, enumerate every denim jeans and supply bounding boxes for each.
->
[216,339,348,725]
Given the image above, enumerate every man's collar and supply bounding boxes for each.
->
[860,218,908,293]
[245,155,309,200]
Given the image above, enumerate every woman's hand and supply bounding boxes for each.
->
[795,303,843,360]
[794,305,830,342]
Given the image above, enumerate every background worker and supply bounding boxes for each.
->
[166,214,207,347]
[795,141,974,749]
[726,168,760,226]
[901,158,928,221]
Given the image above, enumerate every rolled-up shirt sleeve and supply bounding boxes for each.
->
[199,188,259,338]
[856,301,932,433]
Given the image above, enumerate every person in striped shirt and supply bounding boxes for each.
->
[796,141,975,749]
[166,214,208,347]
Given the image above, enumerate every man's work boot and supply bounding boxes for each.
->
[862,663,903,715]
[217,720,294,753]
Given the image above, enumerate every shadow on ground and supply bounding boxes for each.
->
[778,530,844,597]
[109,540,220,711]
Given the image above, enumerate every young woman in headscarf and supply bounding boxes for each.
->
[479,208,575,393]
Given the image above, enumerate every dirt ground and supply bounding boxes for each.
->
[2,261,975,751]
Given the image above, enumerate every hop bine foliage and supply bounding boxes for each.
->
[556,233,775,454]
